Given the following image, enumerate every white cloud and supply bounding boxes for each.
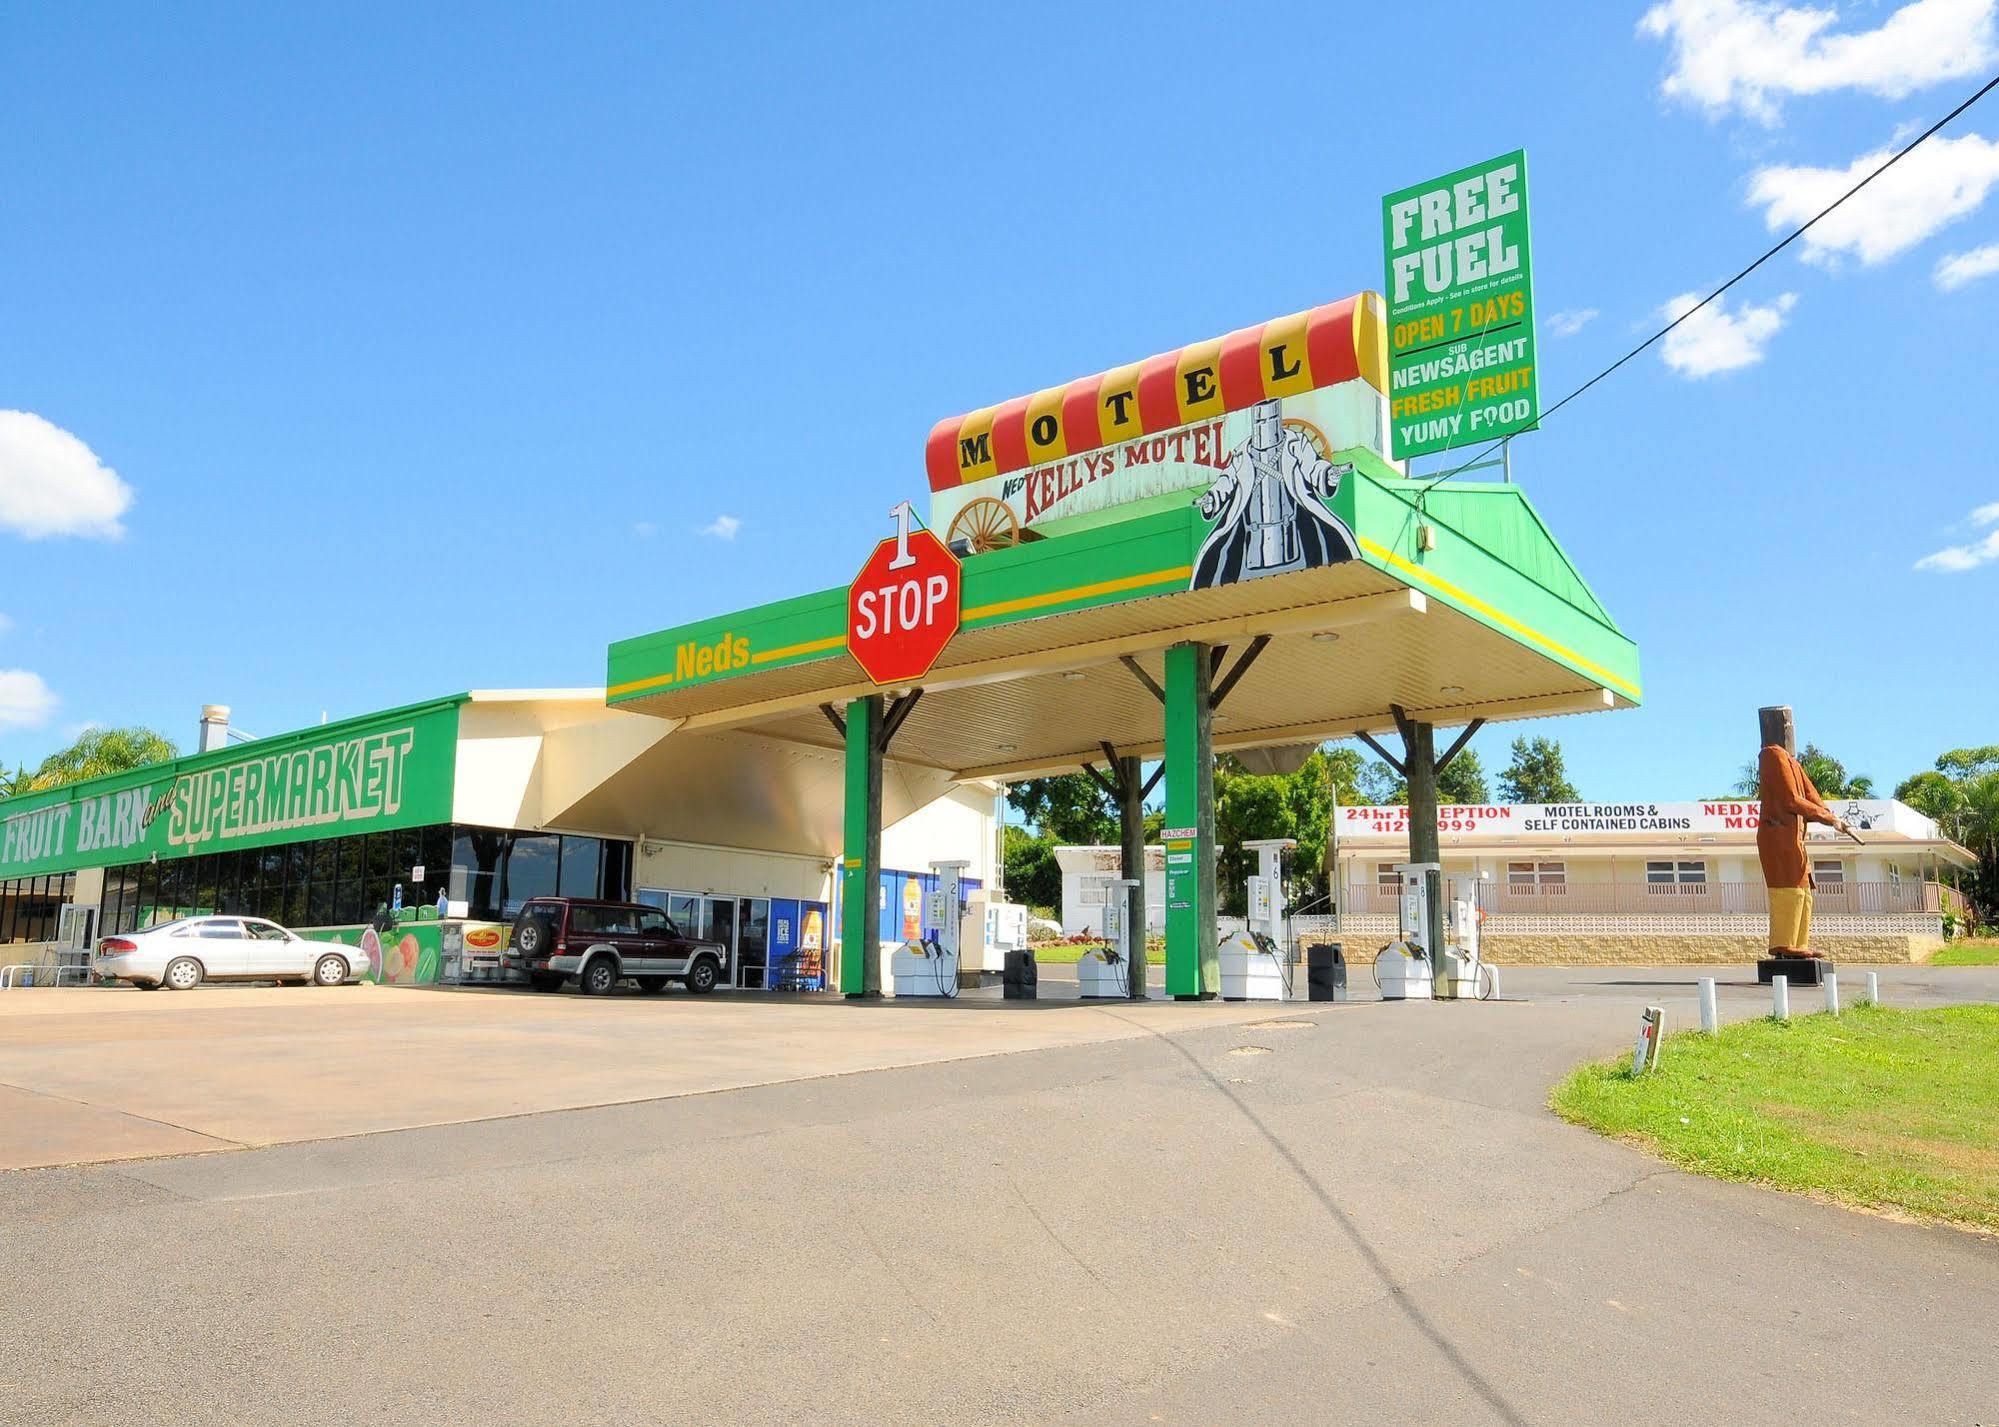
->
[1915,500,1999,570]
[1936,240,1999,288]
[0,614,12,636]
[1640,0,1999,124]
[1548,308,1599,337]
[1748,133,1999,266]
[0,670,57,731]
[0,411,135,540]
[1658,290,1797,376]
[633,520,657,538]
[700,514,742,541]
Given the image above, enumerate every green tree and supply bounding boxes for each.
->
[1730,742,1876,800]
[1896,747,1999,923]
[0,764,31,800]
[1498,736,1580,803]
[1005,773,1118,845]
[1001,824,1061,914]
[1211,748,1361,915]
[28,726,177,791]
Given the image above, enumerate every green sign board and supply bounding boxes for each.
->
[1382,149,1537,461]
[0,698,460,881]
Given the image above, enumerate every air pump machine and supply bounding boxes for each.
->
[1376,863,1487,1000]
[889,859,966,998]
[1219,838,1295,1001]
[1077,877,1139,998]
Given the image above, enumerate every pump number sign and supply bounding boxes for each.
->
[1382,149,1538,460]
[847,503,962,686]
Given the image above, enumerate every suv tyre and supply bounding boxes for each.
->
[685,957,719,995]
[512,913,555,959]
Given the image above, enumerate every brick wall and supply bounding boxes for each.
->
[1301,931,1940,965]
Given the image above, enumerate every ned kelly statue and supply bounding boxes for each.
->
[1756,705,1851,960]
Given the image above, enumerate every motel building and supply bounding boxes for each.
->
[1329,799,1976,963]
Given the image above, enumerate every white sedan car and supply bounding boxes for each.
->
[95,916,361,991]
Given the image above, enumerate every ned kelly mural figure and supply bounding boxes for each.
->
[1756,705,1851,959]
[1192,399,1358,589]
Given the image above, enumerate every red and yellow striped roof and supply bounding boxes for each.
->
[926,292,1387,492]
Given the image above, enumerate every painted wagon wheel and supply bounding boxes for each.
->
[946,497,1023,555]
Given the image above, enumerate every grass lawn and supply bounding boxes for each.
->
[1027,942,1165,966]
[1930,937,1999,966]
[1551,1003,1999,1232]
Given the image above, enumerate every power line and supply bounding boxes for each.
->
[1413,67,1999,496]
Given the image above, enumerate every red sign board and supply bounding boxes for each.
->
[847,516,961,686]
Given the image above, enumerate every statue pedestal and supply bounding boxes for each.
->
[1758,956,1830,987]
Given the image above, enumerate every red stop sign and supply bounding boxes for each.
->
[847,525,961,685]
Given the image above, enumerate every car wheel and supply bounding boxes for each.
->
[635,976,668,994]
[163,957,204,991]
[577,957,618,996]
[528,971,566,993]
[511,914,554,959]
[313,954,350,987]
[686,957,719,995]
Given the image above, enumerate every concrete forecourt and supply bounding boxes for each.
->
[5,967,1998,1425]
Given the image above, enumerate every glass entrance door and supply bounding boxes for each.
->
[736,898,769,989]
[704,897,737,985]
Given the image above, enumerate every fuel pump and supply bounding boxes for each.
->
[1218,838,1295,1001]
[1078,877,1139,998]
[1376,865,1493,1000]
[1375,862,1438,1000]
[890,859,964,998]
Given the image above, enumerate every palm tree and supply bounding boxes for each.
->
[29,726,178,790]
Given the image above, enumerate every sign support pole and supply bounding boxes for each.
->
[1163,643,1217,999]
[839,694,884,998]
[1118,753,1148,1000]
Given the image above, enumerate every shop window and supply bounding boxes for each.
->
[1812,860,1844,887]
[501,834,560,916]
[452,828,507,921]
[558,836,601,899]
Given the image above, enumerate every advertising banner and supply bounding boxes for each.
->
[0,699,459,880]
[926,294,1390,551]
[1382,150,1537,460]
[1336,799,1909,841]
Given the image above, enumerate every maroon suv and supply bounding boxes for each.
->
[509,897,728,995]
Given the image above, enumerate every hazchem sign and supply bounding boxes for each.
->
[846,502,962,686]
[1382,150,1537,460]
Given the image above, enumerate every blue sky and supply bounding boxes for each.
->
[3,1,1995,800]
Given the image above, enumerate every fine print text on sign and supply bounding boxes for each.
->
[1382,150,1537,461]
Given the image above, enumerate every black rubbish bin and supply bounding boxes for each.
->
[1003,949,1038,1000]
[1307,943,1347,1002]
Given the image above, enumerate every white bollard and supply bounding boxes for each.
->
[1824,972,1840,1016]
[1771,975,1789,1020]
[1865,972,1879,1006]
[1698,976,1718,1035]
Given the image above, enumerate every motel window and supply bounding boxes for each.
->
[1646,860,1707,888]
[1507,861,1565,888]
[1376,863,1400,891]
[1812,860,1844,887]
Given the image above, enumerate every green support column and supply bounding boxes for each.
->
[839,695,884,998]
[1163,642,1217,999]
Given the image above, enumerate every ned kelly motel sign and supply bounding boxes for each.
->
[846,502,962,686]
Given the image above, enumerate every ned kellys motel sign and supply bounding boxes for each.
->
[1382,150,1539,461]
